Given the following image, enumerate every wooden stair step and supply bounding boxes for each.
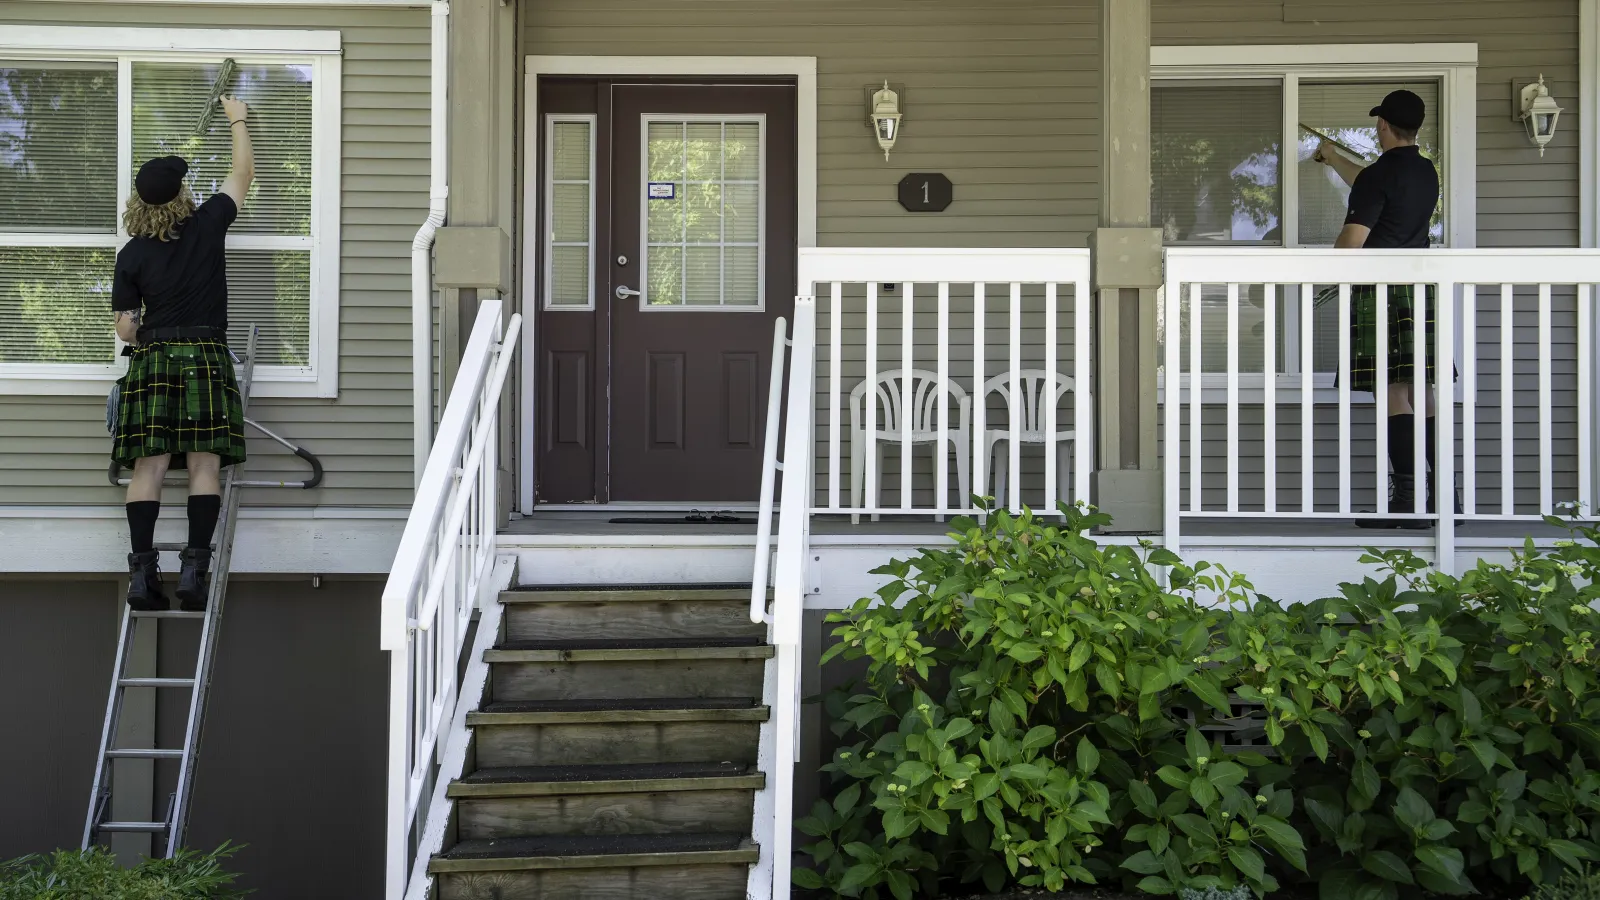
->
[449,762,763,798]
[430,833,757,873]
[485,639,772,664]
[502,586,769,641]
[502,584,759,603]
[469,700,768,768]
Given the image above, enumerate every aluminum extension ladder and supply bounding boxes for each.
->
[82,326,322,857]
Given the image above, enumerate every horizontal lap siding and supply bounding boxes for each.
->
[0,4,428,508]
[522,0,1102,247]
[1154,0,1582,515]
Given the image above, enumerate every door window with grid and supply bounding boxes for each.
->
[642,116,765,309]
[0,36,338,392]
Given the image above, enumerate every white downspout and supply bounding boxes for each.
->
[413,0,450,486]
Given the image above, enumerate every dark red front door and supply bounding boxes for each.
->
[534,79,797,504]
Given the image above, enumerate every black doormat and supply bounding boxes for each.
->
[608,514,754,525]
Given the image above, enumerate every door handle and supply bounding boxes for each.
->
[615,285,642,300]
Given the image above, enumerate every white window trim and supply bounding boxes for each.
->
[1152,42,1478,406]
[638,113,768,313]
[543,114,596,312]
[0,27,343,399]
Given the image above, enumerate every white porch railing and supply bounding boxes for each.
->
[1162,248,1600,563]
[800,248,1094,518]
[381,299,522,900]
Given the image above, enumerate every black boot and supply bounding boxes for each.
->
[177,548,212,612]
[126,551,169,611]
[1424,417,1465,527]
[1359,473,1431,530]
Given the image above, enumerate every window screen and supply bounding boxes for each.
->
[0,63,119,364]
[1297,80,1443,247]
[1152,81,1282,244]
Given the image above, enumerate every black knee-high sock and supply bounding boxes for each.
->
[127,501,160,554]
[1425,415,1438,475]
[187,494,222,551]
[1389,414,1417,482]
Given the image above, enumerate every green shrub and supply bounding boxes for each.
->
[796,505,1600,899]
[1522,866,1600,900]
[0,844,247,900]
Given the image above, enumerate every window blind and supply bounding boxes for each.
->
[1152,81,1282,244]
[546,119,592,308]
[0,247,116,364]
[0,63,118,233]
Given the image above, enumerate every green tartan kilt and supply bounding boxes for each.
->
[1348,283,1439,394]
[111,339,246,469]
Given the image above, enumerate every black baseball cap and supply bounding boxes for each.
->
[1369,90,1426,131]
[135,155,189,205]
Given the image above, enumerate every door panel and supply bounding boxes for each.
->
[609,84,797,501]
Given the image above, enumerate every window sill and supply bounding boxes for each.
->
[0,366,337,399]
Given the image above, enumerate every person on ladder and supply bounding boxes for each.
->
[111,96,254,610]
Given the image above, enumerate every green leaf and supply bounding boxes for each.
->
[1415,844,1466,883]
[1456,799,1490,824]
[792,867,825,889]
[1008,763,1046,782]
[1306,724,1331,762]
[1458,685,1482,730]
[1156,766,1191,789]
[1305,797,1345,839]
[1209,760,1247,788]
[1422,820,1457,842]
[1121,850,1165,875]
[1136,876,1176,895]
[1351,759,1382,809]
[1128,779,1158,816]
[1228,845,1267,884]
[944,717,975,742]
[833,783,861,818]
[974,772,1000,801]
[1076,737,1100,775]
[1021,725,1056,753]
[1497,768,1527,801]
[1007,642,1043,663]
[1186,673,1233,714]
[1393,787,1435,831]
[1467,738,1499,773]
[1361,850,1415,885]
[1189,774,1219,808]
[838,862,878,893]
[882,806,914,839]
[894,761,934,786]
[1067,640,1093,672]
[1547,839,1593,870]
[1256,816,1307,855]
[886,869,916,900]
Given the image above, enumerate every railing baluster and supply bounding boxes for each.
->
[865,283,878,518]
[1502,284,1514,516]
[1188,283,1202,514]
[1263,283,1276,514]
[973,283,986,511]
[937,282,950,517]
[1009,282,1022,514]
[829,282,842,511]
[1413,283,1427,517]
[1045,282,1058,512]
[1376,285,1388,517]
[1580,284,1593,517]
[1539,283,1553,516]
[1226,282,1239,513]
[901,283,914,513]
[1075,277,1091,508]
[1463,285,1477,517]
[1338,284,1352,515]
[1302,284,1314,513]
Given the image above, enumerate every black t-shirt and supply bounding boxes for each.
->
[112,193,238,333]
[1344,145,1439,248]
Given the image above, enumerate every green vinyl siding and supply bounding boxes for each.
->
[0,3,428,508]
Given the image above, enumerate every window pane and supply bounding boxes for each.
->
[685,246,720,306]
[549,245,589,307]
[1298,80,1442,246]
[647,246,682,306]
[551,183,589,242]
[131,62,313,237]
[643,118,763,308]
[227,249,309,366]
[647,122,683,182]
[0,63,118,232]
[0,246,116,363]
[1152,82,1281,244]
[550,121,590,180]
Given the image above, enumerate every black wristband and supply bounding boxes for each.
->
[230,119,248,126]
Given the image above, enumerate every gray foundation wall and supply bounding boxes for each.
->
[0,578,387,900]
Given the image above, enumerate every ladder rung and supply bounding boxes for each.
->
[154,542,186,553]
[105,748,184,760]
[98,821,169,834]
[119,678,195,689]
[130,610,206,620]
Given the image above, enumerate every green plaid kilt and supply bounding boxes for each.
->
[111,339,246,469]
[1348,284,1439,394]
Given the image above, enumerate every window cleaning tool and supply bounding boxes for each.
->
[192,58,238,138]
[1299,122,1373,163]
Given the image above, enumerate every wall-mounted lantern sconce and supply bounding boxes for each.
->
[1514,74,1562,157]
[867,81,903,161]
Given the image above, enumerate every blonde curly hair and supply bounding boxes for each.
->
[123,185,197,241]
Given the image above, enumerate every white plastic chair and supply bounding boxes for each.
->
[982,370,1078,510]
[849,369,971,521]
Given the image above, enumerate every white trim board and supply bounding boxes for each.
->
[1583,0,1597,249]
[1152,43,1478,69]
[0,508,405,575]
[518,55,821,516]
[0,26,343,53]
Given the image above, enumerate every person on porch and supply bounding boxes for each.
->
[1314,88,1448,530]
[110,96,254,610]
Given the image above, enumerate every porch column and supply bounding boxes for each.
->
[436,0,518,517]
[1090,0,1163,533]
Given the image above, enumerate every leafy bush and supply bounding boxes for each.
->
[797,505,1600,899]
[0,844,247,900]
[1522,866,1600,900]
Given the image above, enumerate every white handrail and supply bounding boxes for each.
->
[1161,247,1600,573]
[751,316,790,625]
[748,296,816,900]
[382,299,521,900]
